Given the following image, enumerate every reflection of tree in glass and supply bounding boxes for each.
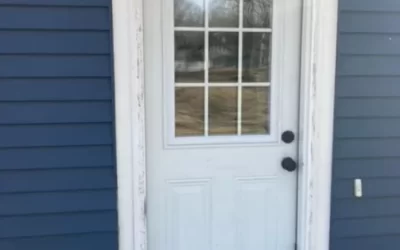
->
[174,0,204,27]
[243,0,272,28]
[176,32,204,62]
[242,33,270,82]
[174,0,271,28]
[175,32,204,82]
[209,0,239,27]
[209,32,239,82]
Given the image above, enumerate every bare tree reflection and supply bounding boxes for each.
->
[174,0,272,136]
[174,0,272,28]
[209,0,239,27]
[175,32,205,82]
[244,0,272,27]
[209,32,239,82]
[175,0,204,26]
[242,33,270,82]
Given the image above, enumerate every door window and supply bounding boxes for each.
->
[168,0,277,144]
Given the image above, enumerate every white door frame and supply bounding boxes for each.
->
[111,0,338,250]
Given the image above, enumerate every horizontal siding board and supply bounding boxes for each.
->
[332,0,400,249]
[0,189,116,216]
[335,99,400,117]
[335,118,400,138]
[0,211,117,238]
[333,178,400,198]
[0,146,113,170]
[332,236,400,250]
[0,79,112,101]
[0,168,116,193]
[341,0,400,12]
[339,34,400,55]
[334,158,400,178]
[338,55,400,76]
[0,55,110,77]
[0,6,110,30]
[336,77,400,97]
[332,197,400,219]
[335,138,400,158]
[0,31,110,54]
[332,217,400,238]
[0,0,117,247]
[0,124,113,147]
[0,232,117,250]
[340,12,400,33]
[0,0,110,6]
[0,102,112,124]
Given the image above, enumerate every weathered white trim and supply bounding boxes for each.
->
[112,0,338,249]
[112,1,146,250]
[297,1,338,250]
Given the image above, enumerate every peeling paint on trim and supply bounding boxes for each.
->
[297,0,338,250]
[112,0,147,250]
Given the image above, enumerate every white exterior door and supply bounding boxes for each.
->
[144,0,302,250]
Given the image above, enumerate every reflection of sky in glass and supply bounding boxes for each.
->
[188,0,203,7]
[186,0,238,8]
[175,0,204,27]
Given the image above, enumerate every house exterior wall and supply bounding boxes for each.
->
[0,1,118,249]
[2,0,400,249]
[330,0,400,249]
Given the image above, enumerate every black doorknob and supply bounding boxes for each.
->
[281,130,295,143]
[281,157,297,172]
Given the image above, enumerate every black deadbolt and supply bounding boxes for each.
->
[281,157,297,172]
[281,130,295,143]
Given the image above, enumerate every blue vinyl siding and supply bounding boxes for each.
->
[0,6,110,30]
[331,0,400,249]
[0,1,118,249]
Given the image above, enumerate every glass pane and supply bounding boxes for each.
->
[209,32,239,83]
[209,87,238,135]
[175,31,205,83]
[241,87,270,134]
[174,0,205,27]
[175,87,205,136]
[242,32,271,82]
[209,0,239,27]
[243,0,272,28]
